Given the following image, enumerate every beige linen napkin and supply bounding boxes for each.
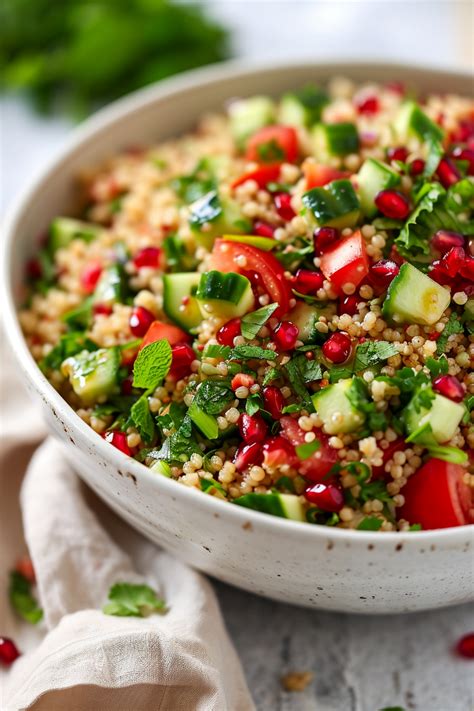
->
[0,338,254,711]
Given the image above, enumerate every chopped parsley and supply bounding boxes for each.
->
[230,345,277,361]
[240,303,278,340]
[9,571,43,624]
[353,340,398,372]
[103,582,166,617]
[436,312,464,355]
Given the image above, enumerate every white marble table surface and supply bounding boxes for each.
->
[1,4,473,707]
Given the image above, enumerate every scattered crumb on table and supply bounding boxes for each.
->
[281,671,314,692]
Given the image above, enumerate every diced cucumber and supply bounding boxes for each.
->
[382,263,450,325]
[284,301,336,343]
[61,347,120,405]
[404,392,465,445]
[188,402,219,440]
[311,123,359,160]
[393,101,444,145]
[162,272,202,333]
[222,234,278,251]
[312,378,365,435]
[163,234,198,272]
[228,96,276,146]
[357,158,400,218]
[234,492,305,521]
[196,271,254,318]
[150,460,172,477]
[464,298,474,324]
[49,217,100,253]
[302,179,360,229]
[189,190,249,250]
[279,85,329,128]
[93,264,127,306]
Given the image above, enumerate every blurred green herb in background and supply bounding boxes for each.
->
[0,0,230,116]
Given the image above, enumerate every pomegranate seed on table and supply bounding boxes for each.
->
[322,332,352,364]
[234,442,263,471]
[231,373,255,391]
[263,386,286,419]
[433,375,465,403]
[253,220,276,238]
[338,294,359,316]
[103,431,133,456]
[0,637,21,666]
[354,93,380,115]
[80,263,102,294]
[451,146,474,175]
[169,343,195,380]
[274,193,295,220]
[314,226,340,254]
[133,247,161,269]
[304,483,344,512]
[369,259,400,291]
[387,146,409,163]
[129,306,155,337]
[293,269,324,294]
[436,157,461,188]
[375,190,410,220]
[239,413,268,444]
[217,318,241,347]
[273,321,299,351]
[431,230,465,254]
[456,633,474,659]
[409,158,425,176]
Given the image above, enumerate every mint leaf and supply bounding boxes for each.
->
[203,343,231,359]
[436,313,464,354]
[150,415,201,463]
[130,394,155,442]
[241,303,278,340]
[133,339,172,390]
[9,571,43,624]
[193,380,234,415]
[230,345,277,361]
[103,582,166,617]
[423,139,443,177]
[246,393,263,415]
[262,367,279,385]
[354,340,398,371]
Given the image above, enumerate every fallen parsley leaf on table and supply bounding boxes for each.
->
[103,582,166,617]
[9,571,43,624]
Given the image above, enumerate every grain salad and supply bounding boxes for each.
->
[20,78,474,532]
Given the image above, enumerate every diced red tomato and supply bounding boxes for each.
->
[231,164,281,189]
[245,125,299,164]
[279,416,339,482]
[398,458,473,529]
[302,162,349,190]
[371,438,406,480]
[140,320,191,350]
[210,239,292,317]
[320,230,369,293]
[80,262,102,294]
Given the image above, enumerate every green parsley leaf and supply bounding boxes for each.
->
[172,158,216,204]
[230,345,277,361]
[9,571,43,625]
[262,367,280,386]
[408,524,422,532]
[103,582,166,617]
[241,303,279,340]
[284,354,320,409]
[132,339,172,390]
[256,139,285,163]
[425,355,449,377]
[200,477,226,496]
[354,340,398,372]
[39,331,98,372]
[273,476,296,493]
[62,296,94,330]
[329,366,353,383]
[203,344,231,359]
[130,394,155,443]
[436,312,464,355]
[150,415,201,463]
[246,393,263,416]
[282,403,301,414]
[295,440,321,460]
[193,380,234,415]
[357,516,383,531]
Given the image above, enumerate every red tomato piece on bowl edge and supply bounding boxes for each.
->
[245,125,299,164]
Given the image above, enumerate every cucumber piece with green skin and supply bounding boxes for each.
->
[163,234,197,272]
[222,234,278,251]
[150,460,172,477]
[382,263,450,326]
[61,347,120,405]
[196,270,254,318]
[357,158,401,218]
[312,378,365,435]
[279,85,329,128]
[284,301,336,343]
[404,391,465,445]
[234,492,305,521]
[311,123,359,160]
[393,101,444,144]
[162,272,202,333]
[188,402,219,440]
[228,96,276,146]
[189,190,249,250]
[93,264,127,306]
[464,298,474,324]
[49,217,100,253]
[302,179,360,229]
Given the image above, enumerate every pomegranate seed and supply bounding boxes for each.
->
[103,431,132,456]
[239,413,268,444]
[409,158,425,176]
[129,306,155,337]
[273,321,299,351]
[355,93,379,115]
[217,318,241,347]
[431,230,465,254]
[460,256,474,282]
[26,258,42,280]
[451,119,474,144]
[234,442,263,471]
[436,157,460,188]
[387,146,409,163]
[231,373,255,391]
[433,375,465,403]
[293,268,324,294]
[0,637,21,666]
[81,263,102,294]
[441,247,466,278]
[121,375,134,395]
[253,220,275,238]
[456,633,474,659]
[133,247,161,269]
[314,226,340,254]
[169,343,195,380]
[338,294,359,316]
[451,146,474,176]
[429,261,453,286]
[375,190,410,220]
[304,483,344,512]
[322,332,352,364]
[369,259,400,291]
[274,193,295,220]
[263,386,285,419]
[93,303,113,316]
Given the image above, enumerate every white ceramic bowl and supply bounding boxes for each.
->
[3,60,474,614]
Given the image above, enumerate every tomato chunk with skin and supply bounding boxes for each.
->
[398,458,473,529]
[231,164,281,189]
[246,125,299,164]
[279,416,339,481]
[210,239,292,317]
[303,162,349,190]
[320,230,369,293]
[140,320,191,350]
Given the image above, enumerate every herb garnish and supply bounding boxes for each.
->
[240,303,278,340]
[132,339,172,390]
[103,582,166,617]
[9,571,43,624]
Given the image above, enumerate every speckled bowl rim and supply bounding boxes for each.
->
[2,57,473,545]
